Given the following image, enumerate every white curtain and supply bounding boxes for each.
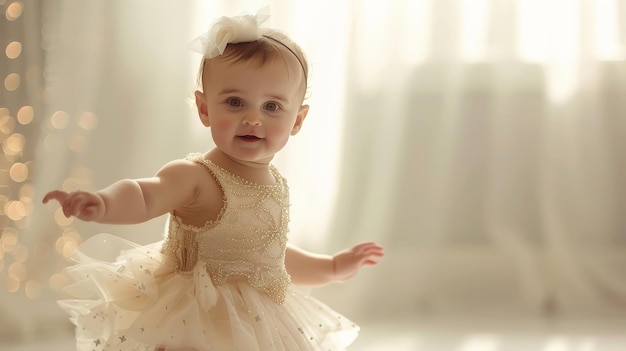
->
[1,0,625,343]
[323,0,626,320]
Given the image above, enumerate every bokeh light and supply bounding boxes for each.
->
[78,111,98,130]
[5,41,22,59]
[3,132,25,155]
[25,280,42,299]
[54,207,74,227]
[19,195,34,215]
[4,73,20,91]
[9,162,28,182]
[0,114,16,134]
[50,110,69,129]
[49,272,70,291]
[55,227,83,259]
[1,228,19,253]
[17,105,33,125]
[5,2,24,21]
[62,240,77,258]
[6,200,27,221]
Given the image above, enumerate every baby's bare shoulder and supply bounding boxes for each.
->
[156,158,207,177]
[158,158,223,220]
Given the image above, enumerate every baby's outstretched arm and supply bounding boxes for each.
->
[43,180,155,224]
[42,160,200,224]
[285,242,384,286]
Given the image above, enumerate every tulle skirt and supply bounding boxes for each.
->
[58,233,359,351]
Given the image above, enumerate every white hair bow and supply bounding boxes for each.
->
[189,7,270,59]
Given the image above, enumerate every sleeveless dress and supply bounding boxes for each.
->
[58,153,359,351]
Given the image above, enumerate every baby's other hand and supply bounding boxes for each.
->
[333,242,384,282]
[42,190,105,222]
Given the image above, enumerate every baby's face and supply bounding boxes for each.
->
[196,55,308,165]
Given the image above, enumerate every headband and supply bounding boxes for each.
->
[189,8,307,85]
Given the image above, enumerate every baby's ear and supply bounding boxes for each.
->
[195,90,210,127]
[291,104,309,135]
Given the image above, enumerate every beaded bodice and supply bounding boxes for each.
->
[162,153,291,304]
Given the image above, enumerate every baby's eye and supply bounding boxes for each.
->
[264,102,281,112]
[227,98,243,108]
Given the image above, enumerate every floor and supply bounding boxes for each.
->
[2,317,626,351]
[351,317,626,351]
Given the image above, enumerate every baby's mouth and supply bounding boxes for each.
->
[238,135,261,141]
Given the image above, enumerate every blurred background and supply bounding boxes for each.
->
[1,0,626,350]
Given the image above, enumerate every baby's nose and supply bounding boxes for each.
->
[242,111,262,126]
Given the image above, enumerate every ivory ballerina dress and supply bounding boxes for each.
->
[58,153,359,351]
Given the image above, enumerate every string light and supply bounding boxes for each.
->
[0,0,97,304]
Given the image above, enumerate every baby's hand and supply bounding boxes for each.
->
[42,190,105,222]
[333,242,384,282]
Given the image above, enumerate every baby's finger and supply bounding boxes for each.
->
[61,201,75,218]
[353,242,381,254]
[362,246,385,257]
[353,242,378,250]
[42,190,68,204]
[363,259,379,266]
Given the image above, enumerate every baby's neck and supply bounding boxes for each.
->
[204,148,277,185]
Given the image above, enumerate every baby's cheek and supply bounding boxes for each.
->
[269,125,293,141]
[210,118,236,131]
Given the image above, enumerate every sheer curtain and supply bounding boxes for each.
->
[323,0,626,320]
[1,0,625,343]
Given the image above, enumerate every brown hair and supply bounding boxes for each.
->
[196,28,309,98]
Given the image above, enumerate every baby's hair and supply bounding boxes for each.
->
[195,28,309,99]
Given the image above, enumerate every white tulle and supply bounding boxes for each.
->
[59,233,359,351]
